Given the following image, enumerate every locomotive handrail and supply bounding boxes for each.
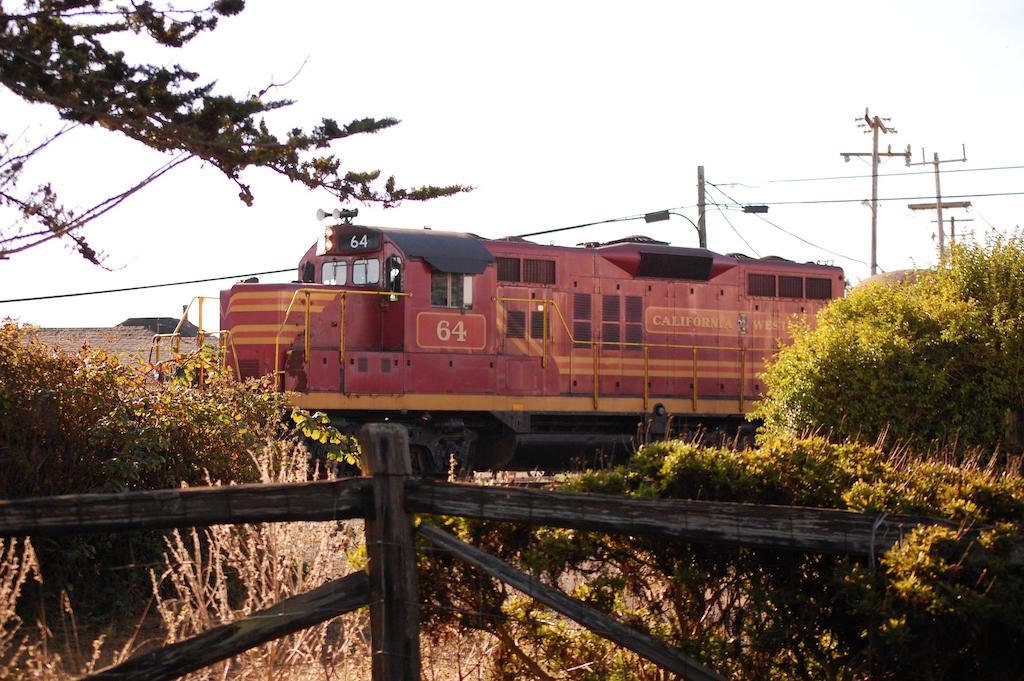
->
[178,296,216,349]
[494,296,758,412]
[272,286,411,385]
[149,295,217,359]
[220,331,242,380]
[151,330,241,381]
[148,295,241,381]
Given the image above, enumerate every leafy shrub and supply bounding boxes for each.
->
[420,436,1024,680]
[0,321,290,609]
[291,409,361,468]
[755,235,1024,451]
[0,321,289,497]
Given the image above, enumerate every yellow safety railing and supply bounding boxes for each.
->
[272,287,411,383]
[150,296,215,356]
[149,296,241,380]
[494,296,755,412]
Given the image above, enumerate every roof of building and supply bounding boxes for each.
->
[30,318,200,364]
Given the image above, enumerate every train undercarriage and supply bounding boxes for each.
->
[322,407,757,475]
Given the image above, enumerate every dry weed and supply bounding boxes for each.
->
[420,626,496,681]
[0,538,40,679]
[150,440,371,680]
[4,442,498,680]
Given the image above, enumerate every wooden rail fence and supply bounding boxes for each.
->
[1,423,1017,681]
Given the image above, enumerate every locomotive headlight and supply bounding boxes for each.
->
[317,228,335,256]
[321,227,335,253]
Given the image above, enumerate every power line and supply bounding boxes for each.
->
[707,182,865,265]
[0,268,294,304]
[744,208,867,267]
[513,215,643,239]
[4,207,705,303]
[973,209,1006,237]
[512,206,696,239]
[709,189,1024,208]
[712,204,760,257]
[719,163,1024,186]
[703,185,760,256]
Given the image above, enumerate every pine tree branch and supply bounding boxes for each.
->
[0,0,471,261]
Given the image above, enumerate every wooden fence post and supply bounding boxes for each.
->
[360,423,420,681]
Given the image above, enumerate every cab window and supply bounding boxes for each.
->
[322,261,347,285]
[431,271,473,308]
[352,258,380,285]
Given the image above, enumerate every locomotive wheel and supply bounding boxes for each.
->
[735,425,757,450]
[410,445,438,476]
[466,433,516,473]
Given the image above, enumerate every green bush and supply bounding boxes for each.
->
[0,321,288,497]
[420,436,1024,680]
[0,321,291,609]
[754,235,1024,451]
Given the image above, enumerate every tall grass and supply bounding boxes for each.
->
[2,441,493,680]
[149,440,371,679]
[0,538,39,679]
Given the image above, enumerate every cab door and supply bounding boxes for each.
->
[497,284,541,394]
[380,252,406,352]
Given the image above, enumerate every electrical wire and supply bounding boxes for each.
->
[719,163,1024,186]
[0,268,294,303]
[706,182,866,265]
[512,206,696,239]
[709,189,1024,208]
[972,209,1006,237]
[709,201,760,257]
[746,209,867,267]
[2,205,703,305]
[513,215,643,239]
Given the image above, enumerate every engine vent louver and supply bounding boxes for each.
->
[748,273,777,297]
[806,277,833,299]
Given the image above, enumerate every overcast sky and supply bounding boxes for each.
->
[2,0,1023,329]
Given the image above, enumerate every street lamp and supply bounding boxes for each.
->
[644,210,707,249]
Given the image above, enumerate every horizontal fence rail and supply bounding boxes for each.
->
[405,480,1022,563]
[0,478,370,536]
[86,571,370,681]
[3,478,1018,566]
[4,473,1015,561]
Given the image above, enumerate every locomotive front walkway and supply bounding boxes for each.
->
[1,424,1015,681]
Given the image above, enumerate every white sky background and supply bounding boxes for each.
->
[2,0,1023,329]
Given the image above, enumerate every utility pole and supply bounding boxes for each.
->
[696,165,708,248]
[907,145,968,261]
[932,215,973,246]
[839,108,910,276]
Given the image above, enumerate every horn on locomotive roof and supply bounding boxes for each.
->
[316,207,359,223]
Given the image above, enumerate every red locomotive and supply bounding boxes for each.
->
[220,214,843,472]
